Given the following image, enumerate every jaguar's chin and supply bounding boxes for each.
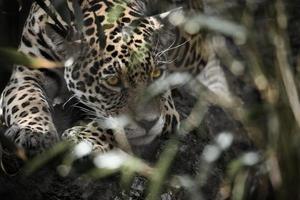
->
[125,115,165,146]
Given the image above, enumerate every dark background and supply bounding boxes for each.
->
[0,0,33,91]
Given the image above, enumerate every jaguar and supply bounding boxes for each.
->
[0,0,229,156]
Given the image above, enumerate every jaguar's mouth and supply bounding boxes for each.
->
[125,115,165,146]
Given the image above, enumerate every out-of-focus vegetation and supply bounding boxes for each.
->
[1,0,300,199]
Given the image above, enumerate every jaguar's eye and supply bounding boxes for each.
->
[151,68,163,79]
[106,76,120,86]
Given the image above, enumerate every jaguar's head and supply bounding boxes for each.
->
[55,1,179,145]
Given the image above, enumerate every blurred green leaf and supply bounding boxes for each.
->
[147,139,179,200]
[0,48,63,69]
[23,141,73,175]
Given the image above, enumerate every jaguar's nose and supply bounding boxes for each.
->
[136,119,158,132]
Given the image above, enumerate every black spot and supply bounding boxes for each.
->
[30,107,39,114]
[91,49,98,56]
[22,36,32,47]
[86,28,95,36]
[91,3,102,12]
[97,127,103,132]
[92,132,98,136]
[92,122,98,127]
[37,32,50,48]
[34,117,43,121]
[83,73,95,86]
[134,29,142,35]
[19,111,28,118]
[24,76,37,82]
[90,37,96,45]
[95,86,100,93]
[7,95,17,105]
[11,105,19,114]
[39,49,54,60]
[68,81,75,89]
[38,15,44,21]
[6,115,11,125]
[84,17,93,26]
[97,15,105,23]
[100,135,107,141]
[17,85,26,92]
[89,96,97,103]
[21,101,30,108]
[90,63,99,74]
[18,66,25,72]
[36,127,43,131]
[28,97,36,101]
[113,37,121,43]
[106,129,113,135]
[164,105,169,111]
[73,63,81,72]
[72,71,80,79]
[104,57,112,63]
[140,23,146,28]
[121,17,130,23]
[128,11,141,17]
[106,45,115,52]
[111,51,118,57]
[42,106,50,113]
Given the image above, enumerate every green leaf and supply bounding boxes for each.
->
[23,141,73,175]
[0,48,63,69]
[146,139,179,200]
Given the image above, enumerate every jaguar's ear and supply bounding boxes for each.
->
[45,23,84,61]
[146,16,164,31]
[45,23,65,47]
[45,23,69,59]
[145,7,182,31]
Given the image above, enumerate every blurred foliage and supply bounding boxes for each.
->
[0,48,63,68]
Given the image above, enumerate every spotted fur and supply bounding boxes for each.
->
[0,0,180,155]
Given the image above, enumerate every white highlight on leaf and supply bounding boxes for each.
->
[242,152,259,166]
[103,115,130,131]
[184,19,201,35]
[57,165,71,177]
[148,72,191,98]
[231,60,245,76]
[202,145,221,163]
[168,9,186,26]
[216,132,233,150]
[93,150,128,170]
[73,141,93,158]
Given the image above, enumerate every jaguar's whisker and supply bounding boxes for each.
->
[63,94,78,109]
[156,39,191,58]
